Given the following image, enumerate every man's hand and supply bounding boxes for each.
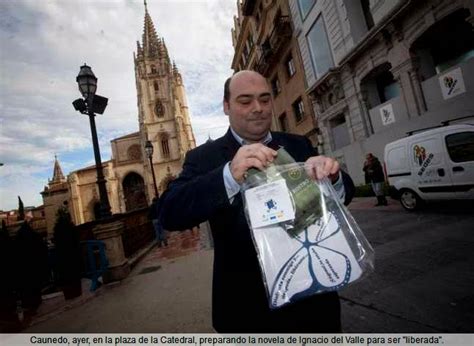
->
[304,156,340,183]
[230,143,277,184]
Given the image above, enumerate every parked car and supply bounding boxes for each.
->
[384,122,474,210]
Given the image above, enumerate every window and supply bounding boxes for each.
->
[376,70,399,103]
[271,76,281,96]
[446,132,474,162]
[307,15,334,78]
[329,114,351,150]
[150,65,157,74]
[153,81,159,91]
[386,146,407,172]
[161,139,170,158]
[360,63,399,108]
[155,101,164,118]
[292,98,305,123]
[279,113,288,132]
[297,0,316,20]
[286,55,296,77]
[127,144,142,161]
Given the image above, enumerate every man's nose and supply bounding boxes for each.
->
[252,100,263,112]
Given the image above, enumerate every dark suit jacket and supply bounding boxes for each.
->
[161,129,355,333]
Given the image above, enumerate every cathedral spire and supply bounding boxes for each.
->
[173,60,182,83]
[142,0,160,58]
[161,39,170,63]
[51,155,66,185]
[136,40,143,57]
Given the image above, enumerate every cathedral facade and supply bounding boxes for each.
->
[42,5,195,236]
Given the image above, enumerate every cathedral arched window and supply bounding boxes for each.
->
[155,101,165,118]
[127,144,142,161]
[161,138,170,158]
[153,81,159,91]
[150,65,157,74]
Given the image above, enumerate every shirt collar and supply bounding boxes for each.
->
[230,127,272,146]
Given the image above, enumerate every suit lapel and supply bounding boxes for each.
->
[216,129,241,163]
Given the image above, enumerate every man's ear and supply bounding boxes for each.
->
[223,100,230,116]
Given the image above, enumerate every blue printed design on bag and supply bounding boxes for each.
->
[265,199,277,212]
[270,211,352,308]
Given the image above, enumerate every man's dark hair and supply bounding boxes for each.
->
[223,77,232,102]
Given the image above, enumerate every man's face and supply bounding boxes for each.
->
[224,71,273,143]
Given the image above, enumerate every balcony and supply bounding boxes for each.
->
[255,42,271,76]
[255,16,292,76]
[268,16,292,54]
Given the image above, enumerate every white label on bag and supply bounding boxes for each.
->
[245,179,295,229]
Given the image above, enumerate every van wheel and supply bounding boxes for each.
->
[400,189,422,211]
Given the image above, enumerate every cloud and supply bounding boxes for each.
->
[0,0,238,210]
[190,113,230,145]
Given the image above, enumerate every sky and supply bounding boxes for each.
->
[0,0,238,211]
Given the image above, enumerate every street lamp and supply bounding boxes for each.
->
[145,140,159,198]
[73,63,111,219]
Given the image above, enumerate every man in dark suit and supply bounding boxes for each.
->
[161,70,355,333]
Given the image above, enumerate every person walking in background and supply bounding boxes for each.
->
[149,197,167,247]
[363,153,388,206]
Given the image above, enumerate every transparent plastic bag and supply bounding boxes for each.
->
[242,151,374,309]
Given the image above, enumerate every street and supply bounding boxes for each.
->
[341,199,474,332]
[25,198,474,333]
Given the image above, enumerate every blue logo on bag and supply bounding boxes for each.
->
[265,199,277,212]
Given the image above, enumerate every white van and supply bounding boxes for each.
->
[384,123,474,210]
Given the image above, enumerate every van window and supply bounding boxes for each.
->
[387,146,406,171]
[445,131,474,162]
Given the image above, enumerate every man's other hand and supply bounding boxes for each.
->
[304,156,340,183]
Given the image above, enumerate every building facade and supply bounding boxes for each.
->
[231,0,319,146]
[290,0,474,183]
[42,4,196,236]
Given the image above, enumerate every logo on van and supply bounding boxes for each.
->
[413,145,427,166]
[414,145,434,176]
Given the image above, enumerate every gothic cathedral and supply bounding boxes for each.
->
[41,4,196,237]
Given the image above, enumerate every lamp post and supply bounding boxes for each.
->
[73,64,111,219]
[145,140,159,198]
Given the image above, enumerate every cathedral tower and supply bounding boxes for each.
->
[42,2,198,228]
[134,1,196,193]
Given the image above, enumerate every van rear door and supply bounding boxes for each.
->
[409,135,454,199]
[444,130,474,198]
